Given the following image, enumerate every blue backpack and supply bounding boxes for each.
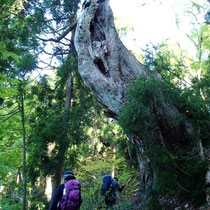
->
[101,175,112,196]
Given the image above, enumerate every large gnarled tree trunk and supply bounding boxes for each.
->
[74,0,147,115]
[74,0,158,205]
[74,0,208,208]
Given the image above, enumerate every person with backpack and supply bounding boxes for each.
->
[101,175,125,209]
[49,170,82,210]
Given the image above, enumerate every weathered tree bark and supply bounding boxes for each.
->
[74,1,159,206]
[74,0,207,208]
[74,0,147,116]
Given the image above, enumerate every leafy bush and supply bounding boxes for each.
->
[119,74,209,206]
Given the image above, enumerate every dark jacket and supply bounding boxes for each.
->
[110,179,124,196]
[104,178,124,206]
[49,184,65,210]
[50,175,77,210]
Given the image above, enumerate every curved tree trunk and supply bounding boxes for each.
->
[74,0,147,116]
[74,0,207,208]
[74,0,157,205]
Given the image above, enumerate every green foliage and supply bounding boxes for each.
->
[0,0,26,20]
[179,156,208,205]
[119,69,209,205]
[0,199,22,210]
[76,155,138,210]
[27,54,102,186]
[148,146,177,195]
[28,114,64,179]
[0,44,19,62]
[119,76,184,138]
[98,122,138,167]
[119,25,209,204]
[0,74,17,98]
[143,190,162,210]
[16,53,37,76]
[0,96,27,209]
[143,43,188,85]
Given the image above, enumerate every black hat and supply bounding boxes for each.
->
[62,170,74,180]
[114,177,118,181]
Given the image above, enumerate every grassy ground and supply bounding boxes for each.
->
[76,157,140,210]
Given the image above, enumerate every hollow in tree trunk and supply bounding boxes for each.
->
[74,0,208,208]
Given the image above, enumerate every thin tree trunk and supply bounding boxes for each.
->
[52,73,73,194]
[53,165,62,195]
[20,91,26,210]
[62,72,73,154]
[64,73,73,112]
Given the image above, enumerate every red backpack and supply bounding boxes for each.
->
[60,180,82,210]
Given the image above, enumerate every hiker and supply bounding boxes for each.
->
[101,175,125,209]
[49,170,82,210]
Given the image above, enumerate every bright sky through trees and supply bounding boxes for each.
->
[110,0,207,56]
[36,0,208,78]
